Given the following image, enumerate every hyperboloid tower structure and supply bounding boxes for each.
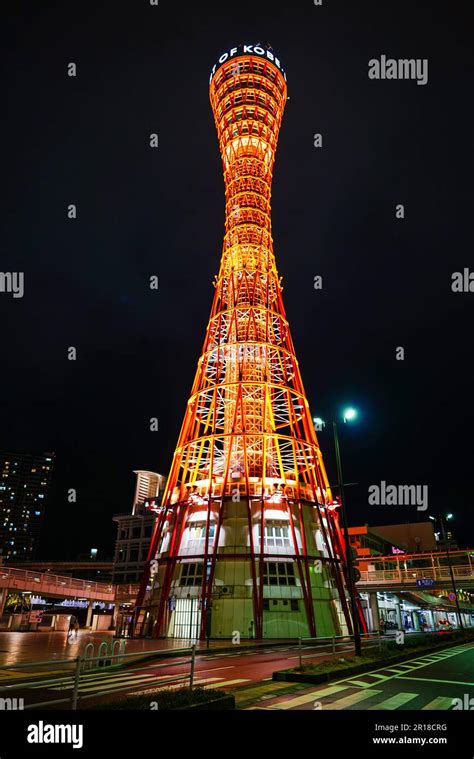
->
[135,44,357,640]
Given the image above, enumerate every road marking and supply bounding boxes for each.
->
[327,644,474,690]
[393,664,419,670]
[204,679,250,689]
[29,674,143,690]
[363,673,390,681]
[29,671,161,690]
[267,685,349,709]
[422,696,455,710]
[397,675,474,687]
[369,692,418,710]
[78,675,159,693]
[82,676,223,694]
[330,689,382,710]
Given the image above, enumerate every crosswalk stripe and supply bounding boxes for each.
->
[268,685,349,709]
[54,675,153,693]
[330,689,382,710]
[363,674,389,681]
[393,664,418,670]
[346,680,373,687]
[398,675,474,687]
[422,697,455,710]
[29,671,166,690]
[127,677,222,696]
[78,674,210,694]
[369,692,418,710]
[204,679,250,689]
[66,676,157,693]
[30,672,156,691]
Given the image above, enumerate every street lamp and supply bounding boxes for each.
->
[343,407,357,423]
[429,513,465,635]
[313,407,362,656]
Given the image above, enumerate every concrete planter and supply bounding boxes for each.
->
[273,638,467,684]
[175,694,235,710]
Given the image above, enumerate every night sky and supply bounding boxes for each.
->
[2,1,472,561]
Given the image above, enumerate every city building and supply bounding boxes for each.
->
[370,521,437,553]
[0,452,55,562]
[350,523,474,633]
[348,524,406,569]
[112,470,165,584]
[134,45,359,641]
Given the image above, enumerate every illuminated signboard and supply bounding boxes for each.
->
[209,44,287,84]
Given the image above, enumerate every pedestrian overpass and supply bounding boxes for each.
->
[355,549,474,592]
[0,565,138,615]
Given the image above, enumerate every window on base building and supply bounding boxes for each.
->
[186,523,215,546]
[258,521,290,547]
[263,562,296,586]
[180,562,203,587]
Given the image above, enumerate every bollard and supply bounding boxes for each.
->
[71,657,81,710]
[298,637,302,668]
[332,636,336,656]
[189,644,196,689]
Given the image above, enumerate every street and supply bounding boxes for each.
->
[243,642,474,711]
[0,637,473,711]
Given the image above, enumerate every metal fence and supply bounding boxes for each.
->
[0,644,197,710]
[295,632,383,668]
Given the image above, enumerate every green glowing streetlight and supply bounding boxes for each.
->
[332,406,361,656]
[343,407,357,423]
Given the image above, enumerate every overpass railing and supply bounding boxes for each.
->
[0,566,115,600]
[358,564,473,585]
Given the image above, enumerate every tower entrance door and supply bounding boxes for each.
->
[169,598,201,640]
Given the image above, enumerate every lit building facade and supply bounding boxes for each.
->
[135,45,357,640]
[112,471,165,584]
[0,452,55,561]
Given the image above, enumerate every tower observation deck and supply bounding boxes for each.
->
[135,45,357,641]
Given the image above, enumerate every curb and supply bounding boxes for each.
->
[272,637,470,684]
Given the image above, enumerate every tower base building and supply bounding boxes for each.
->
[135,44,357,640]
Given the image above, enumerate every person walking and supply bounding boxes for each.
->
[68,615,77,640]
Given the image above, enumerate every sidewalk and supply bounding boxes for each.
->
[0,630,287,666]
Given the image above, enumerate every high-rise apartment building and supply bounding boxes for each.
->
[0,452,55,561]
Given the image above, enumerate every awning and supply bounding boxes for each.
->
[398,590,473,613]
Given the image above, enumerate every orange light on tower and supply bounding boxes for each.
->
[135,44,359,641]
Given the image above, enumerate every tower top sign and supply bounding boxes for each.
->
[209,43,287,84]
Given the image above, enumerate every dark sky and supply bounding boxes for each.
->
[2,1,473,560]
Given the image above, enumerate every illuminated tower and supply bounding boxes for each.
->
[135,44,357,640]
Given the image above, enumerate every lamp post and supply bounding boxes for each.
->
[429,513,465,635]
[314,407,362,656]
